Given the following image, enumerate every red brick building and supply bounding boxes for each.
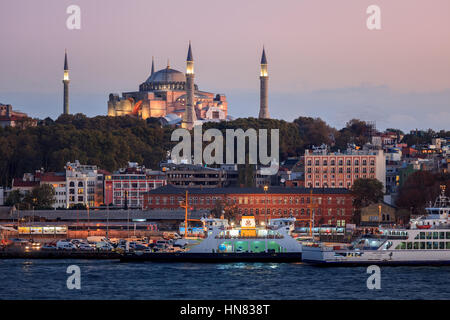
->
[144,185,354,226]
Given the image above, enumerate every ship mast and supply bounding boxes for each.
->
[179,190,189,238]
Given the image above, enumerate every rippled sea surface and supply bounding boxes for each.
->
[1,259,450,300]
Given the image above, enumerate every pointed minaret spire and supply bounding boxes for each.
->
[259,46,269,119]
[64,49,69,70]
[182,41,197,130]
[261,46,268,64]
[187,40,194,62]
[167,58,170,69]
[151,56,155,75]
[63,49,70,115]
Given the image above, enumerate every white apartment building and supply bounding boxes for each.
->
[65,160,101,208]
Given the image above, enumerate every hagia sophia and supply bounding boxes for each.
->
[63,42,270,129]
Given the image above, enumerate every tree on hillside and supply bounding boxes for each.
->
[5,185,55,209]
[335,119,375,150]
[23,184,56,209]
[293,117,337,150]
[351,178,384,224]
[5,190,23,208]
[396,171,450,216]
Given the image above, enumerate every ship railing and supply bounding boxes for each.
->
[214,235,284,240]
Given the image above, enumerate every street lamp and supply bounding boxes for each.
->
[264,185,269,225]
[106,203,110,240]
[87,203,90,237]
[126,191,130,239]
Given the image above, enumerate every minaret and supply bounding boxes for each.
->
[63,50,70,115]
[259,47,269,119]
[151,56,155,76]
[182,41,197,129]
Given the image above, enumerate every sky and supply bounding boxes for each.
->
[0,0,449,132]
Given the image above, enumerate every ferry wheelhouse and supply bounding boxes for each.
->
[187,215,301,254]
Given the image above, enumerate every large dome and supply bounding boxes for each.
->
[145,67,186,83]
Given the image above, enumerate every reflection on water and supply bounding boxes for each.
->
[1,259,450,300]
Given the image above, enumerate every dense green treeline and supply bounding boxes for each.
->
[0,114,172,186]
[0,113,448,187]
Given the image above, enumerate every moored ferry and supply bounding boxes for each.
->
[302,186,450,266]
[120,215,303,262]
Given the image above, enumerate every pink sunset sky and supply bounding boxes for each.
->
[0,0,449,131]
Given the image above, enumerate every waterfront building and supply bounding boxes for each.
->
[160,163,271,189]
[11,174,40,195]
[304,147,386,190]
[107,42,228,123]
[0,104,36,128]
[39,172,67,209]
[104,162,166,209]
[143,185,354,226]
[162,163,228,188]
[360,202,397,226]
[65,161,103,208]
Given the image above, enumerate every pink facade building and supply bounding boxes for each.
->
[304,148,386,190]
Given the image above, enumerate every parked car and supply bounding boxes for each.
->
[42,244,56,250]
[95,241,114,251]
[56,241,77,250]
[134,244,147,251]
[78,244,94,251]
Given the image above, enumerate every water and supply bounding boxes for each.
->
[1,259,449,300]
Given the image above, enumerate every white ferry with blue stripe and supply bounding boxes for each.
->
[302,186,450,266]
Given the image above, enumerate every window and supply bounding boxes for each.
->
[396,242,406,249]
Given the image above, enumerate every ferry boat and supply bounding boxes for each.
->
[120,215,303,262]
[302,186,450,266]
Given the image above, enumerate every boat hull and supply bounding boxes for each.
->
[120,252,302,263]
[302,259,450,267]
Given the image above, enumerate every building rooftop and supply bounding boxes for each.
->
[146,184,351,195]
